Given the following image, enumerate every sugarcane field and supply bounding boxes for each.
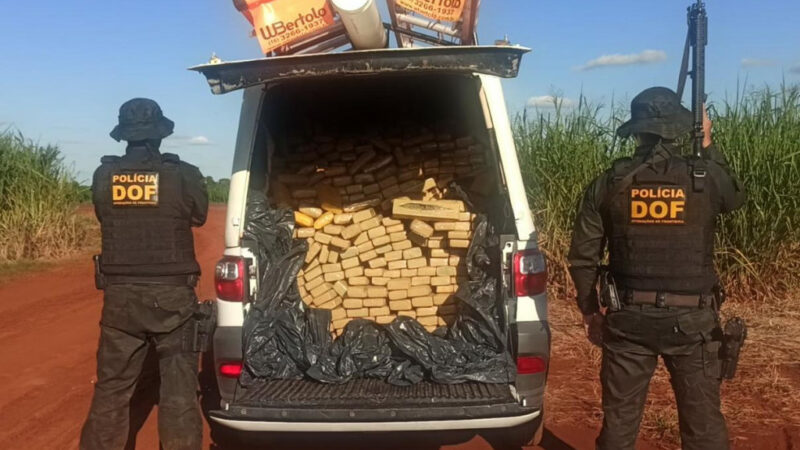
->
[1,1,798,449]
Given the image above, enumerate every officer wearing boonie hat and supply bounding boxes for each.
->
[80,98,207,450]
[568,87,745,449]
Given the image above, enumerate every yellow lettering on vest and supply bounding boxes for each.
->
[650,201,669,219]
[631,189,640,198]
[112,185,126,200]
[144,185,157,200]
[671,201,685,218]
[631,201,648,218]
[127,185,144,201]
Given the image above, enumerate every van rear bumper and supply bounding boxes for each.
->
[209,407,540,432]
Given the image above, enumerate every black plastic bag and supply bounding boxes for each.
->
[240,192,514,386]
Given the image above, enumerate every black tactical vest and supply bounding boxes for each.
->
[94,150,200,277]
[604,149,718,294]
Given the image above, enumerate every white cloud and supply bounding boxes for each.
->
[526,95,576,109]
[188,136,210,145]
[166,135,212,147]
[576,49,667,71]
[741,58,776,68]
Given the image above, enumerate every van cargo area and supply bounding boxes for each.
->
[225,72,527,418]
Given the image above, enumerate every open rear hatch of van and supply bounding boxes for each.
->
[197,46,539,430]
[190,45,529,94]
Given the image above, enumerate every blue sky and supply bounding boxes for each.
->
[0,0,797,182]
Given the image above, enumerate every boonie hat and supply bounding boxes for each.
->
[110,98,175,142]
[617,87,693,139]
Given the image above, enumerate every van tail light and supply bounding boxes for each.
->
[219,361,243,378]
[517,356,547,375]
[513,248,547,297]
[215,256,247,302]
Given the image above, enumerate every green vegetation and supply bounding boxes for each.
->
[0,130,89,261]
[515,84,800,300]
[206,176,230,203]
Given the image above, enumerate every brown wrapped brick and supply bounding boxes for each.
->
[418,316,438,326]
[341,223,361,240]
[354,173,375,184]
[359,216,381,232]
[323,224,344,235]
[341,246,360,259]
[436,285,456,294]
[417,266,437,276]
[319,245,330,263]
[448,239,470,249]
[333,213,353,225]
[436,266,457,277]
[319,297,343,310]
[391,240,413,251]
[304,266,323,282]
[296,227,315,238]
[345,184,364,195]
[363,183,381,195]
[367,257,387,269]
[389,299,413,311]
[385,250,403,262]
[349,276,369,286]
[392,199,461,221]
[306,276,324,291]
[411,276,431,286]
[416,306,438,317]
[382,217,402,227]
[363,298,387,307]
[324,271,345,282]
[356,240,374,253]
[369,306,391,317]
[367,226,387,239]
[429,257,448,267]
[305,242,322,263]
[371,276,389,286]
[364,268,384,277]
[447,230,471,240]
[388,290,408,301]
[367,286,388,298]
[430,276,450,286]
[383,269,401,279]
[375,315,395,324]
[411,296,434,308]
[448,255,462,266]
[333,281,348,297]
[409,219,434,238]
[400,268,418,278]
[402,247,423,259]
[385,223,404,234]
[387,260,407,270]
[387,278,412,290]
[346,308,370,318]
[347,286,368,298]
[331,308,347,321]
[312,289,336,306]
[329,236,351,250]
[352,208,376,223]
[397,310,417,318]
[372,234,391,247]
[344,266,364,278]
[374,244,393,255]
[328,250,340,263]
[343,298,364,309]
[407,285,432,298]
[358,249,378,263]
[427,238,444,249]
[321,263,342,273]
[299,206,323,218]
[407,257,427,269]
[341,257,360,270]
[314,232,332,245]
[388,231,407,243]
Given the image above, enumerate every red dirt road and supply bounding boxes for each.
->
[0,206,653,449]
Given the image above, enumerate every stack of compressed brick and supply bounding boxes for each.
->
[271,130,488,335]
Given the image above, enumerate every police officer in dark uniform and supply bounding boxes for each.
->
[568,87,745,450]
[80,98,208,450]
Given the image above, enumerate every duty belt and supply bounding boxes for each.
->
[623,290,710,308]
[105,274,198,287]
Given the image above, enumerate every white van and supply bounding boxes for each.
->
[193,45,550,448]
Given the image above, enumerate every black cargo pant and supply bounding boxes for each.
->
[596,304,728,450]
[80,284,202,450]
